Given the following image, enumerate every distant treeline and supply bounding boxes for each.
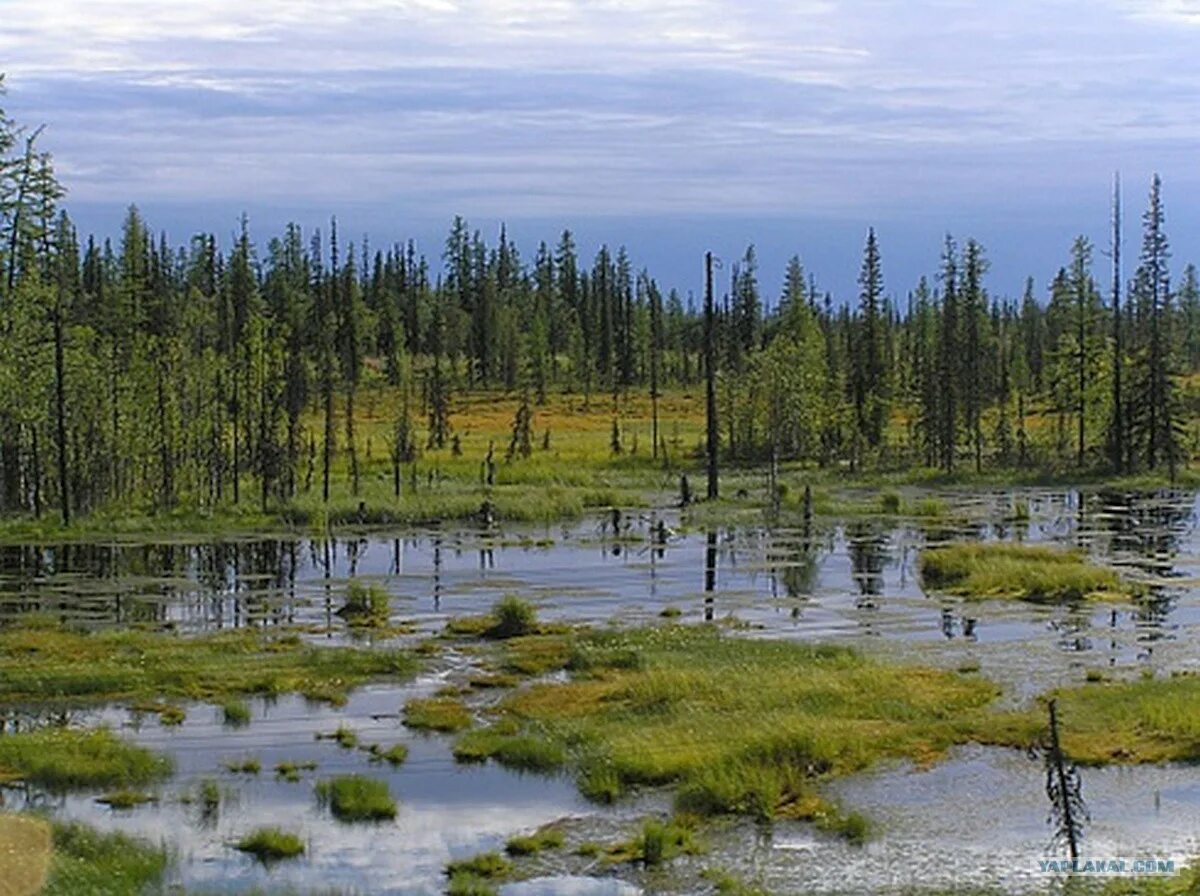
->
[1,78,1197,523]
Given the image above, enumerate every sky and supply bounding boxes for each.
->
[3,0,1200,303]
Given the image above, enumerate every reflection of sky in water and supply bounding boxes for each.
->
[3,488,1200,892]
[11,681,602,895]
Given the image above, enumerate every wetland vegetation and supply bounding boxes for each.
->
[5,77,1200,893]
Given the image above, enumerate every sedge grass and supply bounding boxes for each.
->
[455,625,1017,821]
[0,727,171,790]
[0,618,417,708]
[919,543,1138,603]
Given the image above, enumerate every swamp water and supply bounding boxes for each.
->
[3,488,1200,894]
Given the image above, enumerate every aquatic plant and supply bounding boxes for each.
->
[919,543,1137,603]
[337,580,391,626]
[404,697,472,732]
[445,851,513,880]
[95,789,156,810]
[0,727,172,790]
[222,699,252,727]
[458,625,1007,822]
[234,826,306,862]
[274,759,318,781]
[366,743,409,766]
[315,775,397,821]
[0,620,418,708]
[224,757,261,775]
[504,825,565,856]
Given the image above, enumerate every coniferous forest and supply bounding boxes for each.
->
[2,77,1198,529]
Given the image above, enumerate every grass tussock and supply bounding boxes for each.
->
[274,760,318,782]
[95,789,156,810]
[222,699,252,727]
[919,543,1138,603]
[42,821,167,896]
[404,697,472,732]
[504,825,565,856]
[336,580,391,627]
[0,727,172,790]
[464,625,1013,821]
[315,775,396,822]
[611,816,703,867]
[445,851,514,895]
[0,618,418,708]
[366,743,409,766]
[234,826,306,862]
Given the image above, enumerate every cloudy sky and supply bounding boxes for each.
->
[3,0,1199,300]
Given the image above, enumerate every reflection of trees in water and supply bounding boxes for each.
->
[1088,490,1195,576]
[847,522,888,603]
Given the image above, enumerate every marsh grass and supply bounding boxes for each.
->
[444,846,520,896]
[404,696,472,732]
[222,699,252,727]
[919,543,1138,603]
[42,821,167,896]
[459,625,1016,821]
[275,760,319,782]
[337,581,391,627]
[365,743,409,766]
[95,789,156,810]
[504,825,565,856]
[224,757,261,775]
[446,874,499,896]
[234,826,306,862]
[1049,675,1200,764]
[608,816,703,867]
[452,722,567,771]
[315,775,396,822]
[0,727,171,790]
[0,619,418,708]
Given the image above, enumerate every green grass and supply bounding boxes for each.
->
[700,868,773,896]
[234,826,306,862]
[447,872,500,896]
[366,743,409,766]
[275,760,319,782]
[42,821,167,896]
[95,789,156,810]
[489,595,538,638]
[459,625,1018,821]
[610,816,703,867]
[0,617,419,708]
[1047,674,1200,764]
[337,580,392,626]
[222,699,252,727]
[315,775,397,822]
[504,825,565,856]
[0,727,172,790]
[919,543,1138,603]
[453,722,567,771]
[404,696,472,732]
[445,851,513,879]
[224,757,262,775]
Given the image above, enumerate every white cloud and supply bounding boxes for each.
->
[3,0,1200,222]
